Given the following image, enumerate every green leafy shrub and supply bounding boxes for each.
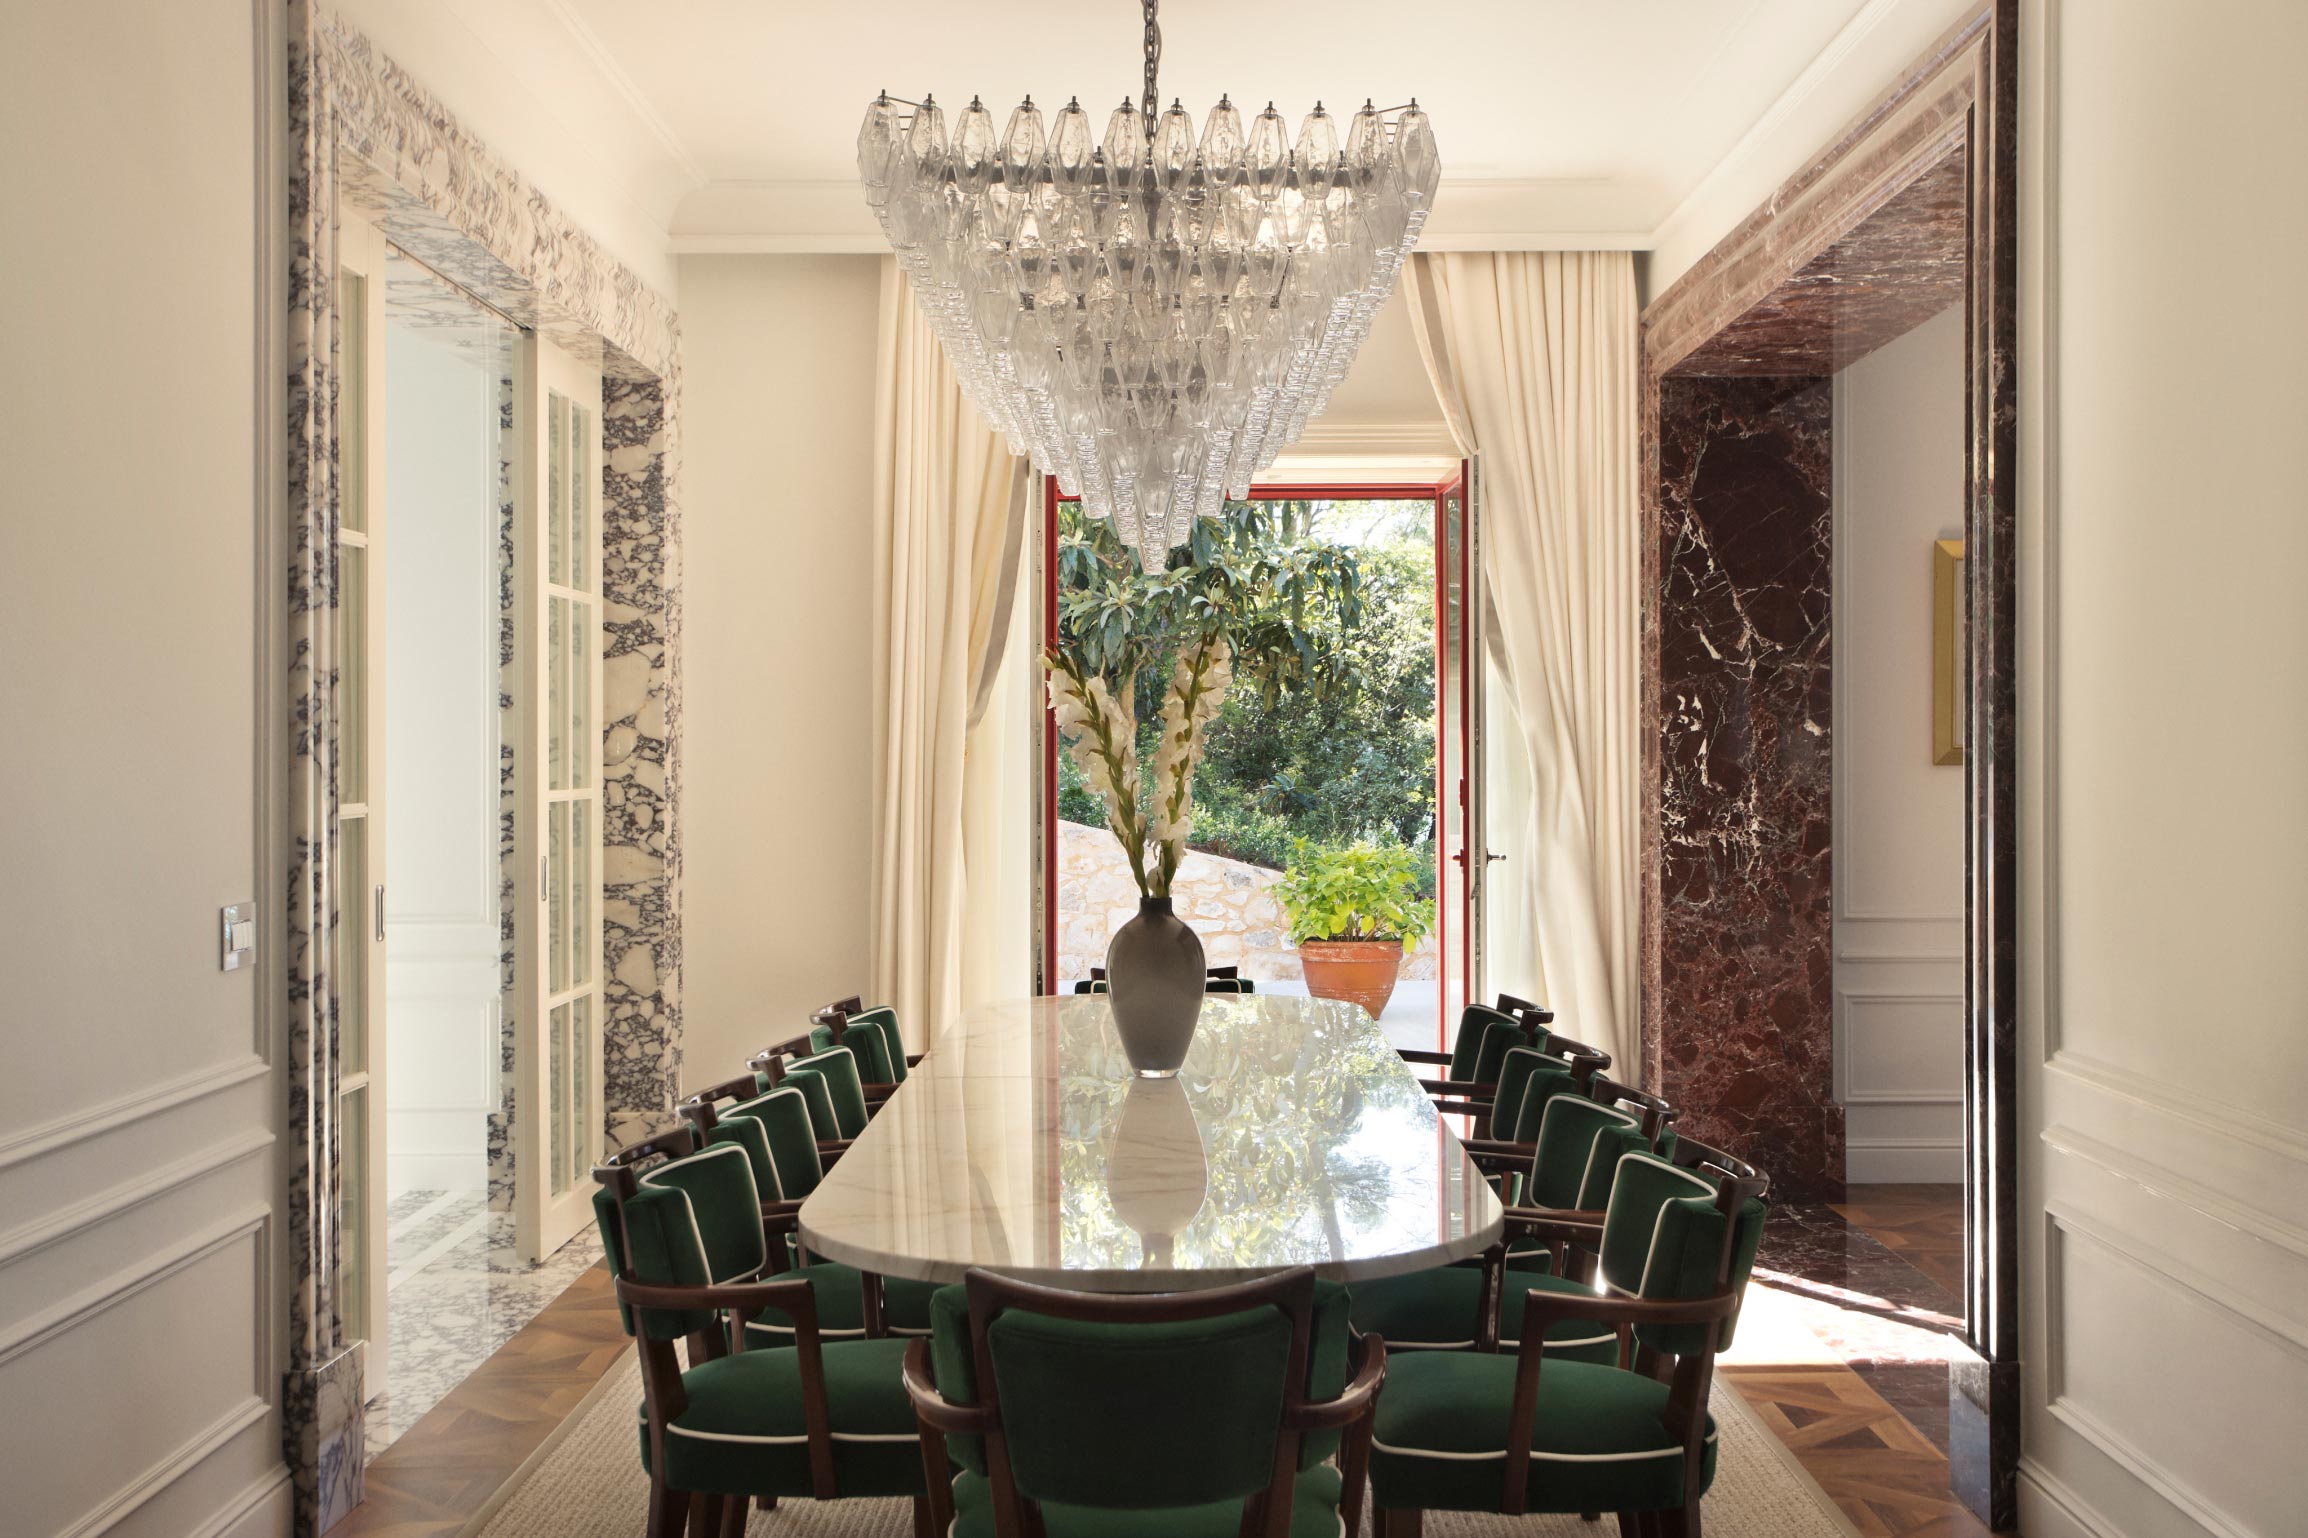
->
[1271,841,1439,946]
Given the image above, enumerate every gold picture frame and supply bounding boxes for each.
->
[1933,538,1966,765]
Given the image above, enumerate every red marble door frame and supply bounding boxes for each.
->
[1637,2,2019,1527]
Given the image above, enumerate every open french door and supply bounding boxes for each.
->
[513,335,606,1263]
[335,212,392,1398]
[1433,462,1487,1040]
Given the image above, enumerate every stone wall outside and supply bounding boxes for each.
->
[1054,819,1443,987]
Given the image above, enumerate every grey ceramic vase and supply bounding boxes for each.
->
[1104,896,1206,1077]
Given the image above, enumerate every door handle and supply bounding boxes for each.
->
[374,885,386,942]
[1486,851,1505,865]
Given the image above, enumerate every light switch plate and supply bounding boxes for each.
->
[221,902,255,972]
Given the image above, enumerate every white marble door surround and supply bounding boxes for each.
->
[799,994,1504,1291]
[285,6,680,1527]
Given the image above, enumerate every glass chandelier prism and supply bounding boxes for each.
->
[858,0,1439,564]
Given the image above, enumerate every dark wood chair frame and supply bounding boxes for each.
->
[677,1083,890,1337]
[593,1131,934,1538]
[1379,1143,1770,1538]
[900,1266,1388,1538]
[1414,1001,1611,1139]
[1455,1074,1680,1280]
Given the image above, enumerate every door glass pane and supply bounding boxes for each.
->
[571,402,592,593]
[568,994,591,1189]
[570,799,591,988]
[339,1085,370,1335]
[549,800,569,994]
[549,393,569,587]
[340,542,368,806]
[570,599,591,791]
[548,1002,570,1196]
[339,816,368,1075]
[547,595,568,790]
[340,269,368,535]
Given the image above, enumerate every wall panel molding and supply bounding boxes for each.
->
[0,1056,268,1175]
[0,1208,270,1367]
[59,1396,273,1538]
[0,1129,273,1269]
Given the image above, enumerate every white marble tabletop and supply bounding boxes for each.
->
[795,993,1503,1291]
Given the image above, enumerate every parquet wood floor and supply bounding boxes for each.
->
[335,1261,628,1538]
[1835,1184,1967,1297]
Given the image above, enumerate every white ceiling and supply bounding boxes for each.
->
[519,0,1884,251]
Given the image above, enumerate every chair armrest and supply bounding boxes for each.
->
[613,1274,824,1342]
[1461,1138,1536,1160]
[1420,1078,1495,1102]
[1395,1048,1452,1065]
[1429,1098,1496,1121]
[1287,1334,1388,1433]
[1512,1286,1738,1333]
[1497,1206,1605,1246]
[818,1139,853,1165]
[900,1338,998,1433]
[904,1053,926,1067]
[862,1082,899,1100]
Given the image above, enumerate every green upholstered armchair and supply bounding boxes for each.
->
[1366,1139,1770,1538]
[900,1266,1385,1538]
[678,1081,938,1343]
[1399,998,1610,1139]
[1349,1078,1676,1354]
[810,995,921,1092]
[591,1126,931,1538]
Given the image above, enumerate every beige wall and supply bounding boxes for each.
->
[677,254,884,1087]
[1832,304,1967,1181]
[0,2,289,1534]
[2017,4,2308,1537]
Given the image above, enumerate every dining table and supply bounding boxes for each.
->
[796,992,1504,1292]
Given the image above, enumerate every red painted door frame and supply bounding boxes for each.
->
[1038,475,1469,1051]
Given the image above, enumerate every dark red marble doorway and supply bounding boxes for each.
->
[1637,2,2019,1527]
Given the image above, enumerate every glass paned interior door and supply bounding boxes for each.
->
[517,335,604,1262]
[334,215,391,1394]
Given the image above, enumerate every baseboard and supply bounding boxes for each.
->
[1847,1139,1962,1183]
[2019,1458,2121,1538]
[188,1468,293,1538]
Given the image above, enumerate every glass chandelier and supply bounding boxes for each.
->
[858,0,1439,563]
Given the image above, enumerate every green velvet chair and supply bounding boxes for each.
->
[592,1126,930,1538]
[901,1266,1385,1538]
[1367,1140,1770,1538]
[679,1081,939,1342]
[1348,1080,1672,1354]
[752,1041,875,1140]
[1406,1001,1611,1140]
[810,995,921,1091]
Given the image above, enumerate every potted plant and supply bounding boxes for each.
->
[1271,842,1438,1019]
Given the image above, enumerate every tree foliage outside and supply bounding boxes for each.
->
[1055,497,1437,898]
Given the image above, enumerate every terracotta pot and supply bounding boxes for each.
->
[1297,938,1407,1020]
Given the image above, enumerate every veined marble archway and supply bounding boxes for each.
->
[283,7,682,1528]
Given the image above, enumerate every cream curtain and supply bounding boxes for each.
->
[1405,250,1641,1071]
[869,261,1033,1045]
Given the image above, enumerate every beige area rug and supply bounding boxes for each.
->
[466,1355,1859,1538]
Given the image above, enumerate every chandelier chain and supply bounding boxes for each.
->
[1141,0,1161,139]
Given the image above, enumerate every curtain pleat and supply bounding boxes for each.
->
[869,262,1031,1044]
[1405,251,1642,1074]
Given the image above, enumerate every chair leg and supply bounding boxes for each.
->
[645,1478,688,1538]
[687,1492,723,1538]
[1379,1509,1423,1538]
[912,1494,935,1538]
[1658,1507,1697,1538]
[718,1494,747,1538]
[755,1495,778,1512]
